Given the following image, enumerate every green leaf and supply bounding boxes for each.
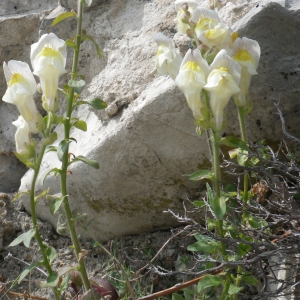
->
[242,272,259,286]
[34,188,50,204]
[206,183,214,203]
[51,11,77,26]
[82,35,102,58]
[83,0,93,6]
[70,155,99,169]
[50,195,67,215]
[46,246,57,264]
[172,294,184,300]
[68,79,86,94]
[9,228,36,248]
[237,150,249,166]
[228,148,239,159]
[12,191,29,203]
[85,98,107,110]
[228,284,243,295]
[220,136,249,151]
[57,139,72,162]
[14,152,35,168]
[197,275,222,293]
[60,274,70,292]
[53,115,64,125]
[210,196,226,220]
[74,120,87,132]
[207,219,218,231]
[187,234,220,254]
[250,156,260,166]
[193,200,206,208]
[247,215,268,228]
[18,262,42,284]
[184,170,214,181]
[66,38,76,49]
[46,145,57,153]
[41,272,60,287]
[42,168,61,185]
[44,132,58,146]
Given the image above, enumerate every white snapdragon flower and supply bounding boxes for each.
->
[191,7,233,49]
[204,49,241,131]
[175,49,209,120]
[12,116,31,153]
[230,37,260,106]
[3,60,43,133]
[154,33,183,80]
[175,0,201,34]
[31,33,67,112]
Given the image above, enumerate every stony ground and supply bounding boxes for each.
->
[0,192,194,299]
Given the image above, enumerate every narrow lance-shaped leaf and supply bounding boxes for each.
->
[51,11,77,26]
[18,262,43,284]
[9,228,36,248]
[34,188,50,204]
[66,38,76,49]
[42,168,61,185]
[50,195,68,215]
[183,170,214,181]
[12,191,29,203]
[82,35,102,58]
[220,136,249,151]
[75,98,107,110]
[70,155,99,169]
[14,152,35,169]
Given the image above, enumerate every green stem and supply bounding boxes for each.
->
[220,273,231,300]
[235,104,250,295]
[60,0,91,293]
[30,114,60,300]
[211,130,223,238]
[211,129,231,297]
[237,105,249,204]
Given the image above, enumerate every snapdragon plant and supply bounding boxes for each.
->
[2,0,118,299]
[155,1,261,299]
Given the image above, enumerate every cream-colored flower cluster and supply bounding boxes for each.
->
[2,33,66,153]
[154,1,260,131]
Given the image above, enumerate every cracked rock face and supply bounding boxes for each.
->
[0,0,300,240]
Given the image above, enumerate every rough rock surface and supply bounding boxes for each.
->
[0,0,300,240]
